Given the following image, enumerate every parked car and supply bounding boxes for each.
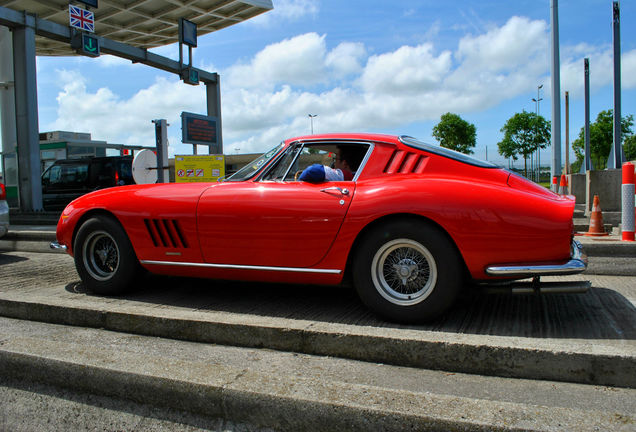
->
[0,182,8,238]
[51,134,588,323]
[41,156,134,211]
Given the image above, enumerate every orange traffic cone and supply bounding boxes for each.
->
[558,174,568,195]
[584,195,608,236]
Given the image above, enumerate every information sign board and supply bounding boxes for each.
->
[181,112,219,152]
[175,155,225,183]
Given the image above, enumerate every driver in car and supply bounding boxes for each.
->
[298,147,354,182]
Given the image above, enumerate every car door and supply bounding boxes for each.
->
[197,144,355,268]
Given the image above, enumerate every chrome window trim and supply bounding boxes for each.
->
[140,260,342,274]
[352,142,373,182]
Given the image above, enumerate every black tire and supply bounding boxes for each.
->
[74,216,139,295]
[352,220,463,323]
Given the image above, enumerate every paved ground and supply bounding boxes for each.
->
[1,244,636,430]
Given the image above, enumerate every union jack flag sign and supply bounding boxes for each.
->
[69,5,95,33]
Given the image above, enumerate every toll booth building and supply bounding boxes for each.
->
[39,131,110,171]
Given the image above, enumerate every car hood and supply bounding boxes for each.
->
[62,182,217,216]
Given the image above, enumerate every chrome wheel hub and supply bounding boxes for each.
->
[83,230,119,281]
[394,259,419,285]
[371,239,437,306]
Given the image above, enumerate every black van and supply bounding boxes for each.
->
[41,156,134,211]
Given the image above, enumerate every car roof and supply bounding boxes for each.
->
[51,156,133,164]
[285,133,399,145]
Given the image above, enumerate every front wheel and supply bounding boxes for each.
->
[74,216,139,295]
[352,220,463,323]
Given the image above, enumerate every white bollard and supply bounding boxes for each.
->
[622,162,635,242]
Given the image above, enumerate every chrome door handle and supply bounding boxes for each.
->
[320,186,349,196]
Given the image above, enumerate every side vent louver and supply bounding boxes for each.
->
[383,150,427,174]
[144,219,188,248]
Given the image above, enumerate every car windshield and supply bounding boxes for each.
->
[224,143,284,181]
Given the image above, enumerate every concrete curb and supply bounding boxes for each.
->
[1,318,634,432]
[1,297,634,389]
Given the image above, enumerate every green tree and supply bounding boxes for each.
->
[432,112,477,155]
[625,134,636,161]
[498,110,550,177]
[572,110,634,170]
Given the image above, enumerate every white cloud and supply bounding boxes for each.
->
[624,50,636,88]
[456,16,547,72]
[225,33,327,89]
[360,44,452,94]
[560,46,636,99]
[50,70,205,151]
[326,42,366,78]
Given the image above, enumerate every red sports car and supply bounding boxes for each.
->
[52,134,588,323]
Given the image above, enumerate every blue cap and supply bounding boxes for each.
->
[298,164,325,182]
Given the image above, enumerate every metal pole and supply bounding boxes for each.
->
[565,91,569,175]
[206,78,223,155]
[608,1,622,169]
[13,15,42,211]
[153,119,168,183]
[581,58,593,173]
[550,0,562,180]
[308,114,317,134]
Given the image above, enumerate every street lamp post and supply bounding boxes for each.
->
[308,114,317,134]
[532,84,543,182]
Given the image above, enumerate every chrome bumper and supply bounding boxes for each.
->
[50,241,67,251]
[485,239,587,277]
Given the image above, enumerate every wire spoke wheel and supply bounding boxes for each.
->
[75,216,140,295]
[83,230,120,281]
[371,239,437,306]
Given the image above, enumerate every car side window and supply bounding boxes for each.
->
[261,144,335,182]
[285,146,333,181]
[48,165,62,185]
[261,145,302,181]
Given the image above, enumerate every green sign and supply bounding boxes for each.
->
[81,34,100,57]
[181,67,199,86]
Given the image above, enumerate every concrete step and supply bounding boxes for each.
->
[1,251,635,389]
[577,235,636,257]
[1,317,635,432]
[585,256,636,276]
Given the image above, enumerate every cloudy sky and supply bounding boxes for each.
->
[33,0,636,166]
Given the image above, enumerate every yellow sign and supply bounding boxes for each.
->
[175,155,225,183]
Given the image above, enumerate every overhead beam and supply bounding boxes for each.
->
[0,5,218,84]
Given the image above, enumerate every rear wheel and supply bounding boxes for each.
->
[353,220,463,323]
[74,216,139,295]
